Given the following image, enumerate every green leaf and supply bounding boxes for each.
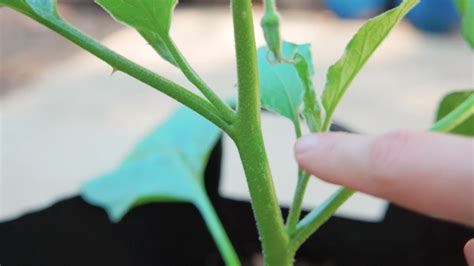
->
[81,108,239,265]
[321,0,419,129]
[461,0,474,48]
[26,0,57,17]
[81,106,221,221]
[258,41,314,125]
[455,0,467,13]
[0,0,57,18]
[96,0,178,65]
[294,53,322,132]
[435,90,474,136]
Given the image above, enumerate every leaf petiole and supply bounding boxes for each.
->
[289,188,354,253]
[161,36,237,124]
[285,170,311,236]
[195,190,241,266]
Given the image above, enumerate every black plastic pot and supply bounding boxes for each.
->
[0,124,472,266]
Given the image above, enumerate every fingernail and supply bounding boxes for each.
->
[295,135,321,159]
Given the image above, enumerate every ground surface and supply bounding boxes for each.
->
[1,5,472,221]
[0,3,122,97]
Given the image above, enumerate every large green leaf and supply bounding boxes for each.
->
[258,41,314,125]
[81,107,221,221]
[436,90,474,136]
[96,0,178,65]
[322,0,419,125]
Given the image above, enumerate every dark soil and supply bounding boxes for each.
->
[0,138,472,266]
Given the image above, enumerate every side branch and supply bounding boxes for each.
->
[16,10,233,135]
[162,36,236,124]
[290,188,354,253]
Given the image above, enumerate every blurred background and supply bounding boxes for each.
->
[1,0,472,221]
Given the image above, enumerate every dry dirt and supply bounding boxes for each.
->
[0,2,123,98]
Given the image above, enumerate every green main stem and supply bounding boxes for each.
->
[231,0,291,265]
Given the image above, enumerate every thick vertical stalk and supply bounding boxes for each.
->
[231,0,291,265]
[235,141,292,265]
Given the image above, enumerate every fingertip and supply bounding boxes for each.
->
[294,134,322,161]
[465,239,474,266]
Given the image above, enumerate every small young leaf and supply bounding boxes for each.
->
[322,0,419,128]
[293,53,322,132]
[436,90,474,136]
[261,7,283,62]
[258,42,314,125]
[81,106,221,221]
[96,0,178,65]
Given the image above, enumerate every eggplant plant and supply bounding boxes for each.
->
[2,0,473,265]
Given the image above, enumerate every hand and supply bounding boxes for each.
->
[294,130,474,264]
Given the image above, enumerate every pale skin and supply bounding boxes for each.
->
[295,130,474,265]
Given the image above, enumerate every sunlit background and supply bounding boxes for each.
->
[1,0,472,222]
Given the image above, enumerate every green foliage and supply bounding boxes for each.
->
[26,0,57,16]
[261,0,283,62]
[96,0,178,65]
[82,106,220,221]
[294,53,322,132]
[436,90,474,136]
[258,42,316,129]
[7,0,474,264]
[321,0,419,130]
[461,0,474,48]
[0,0,55,18]
[454,0,473,48]
[81,106,240,264]
[455,0,467,12]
